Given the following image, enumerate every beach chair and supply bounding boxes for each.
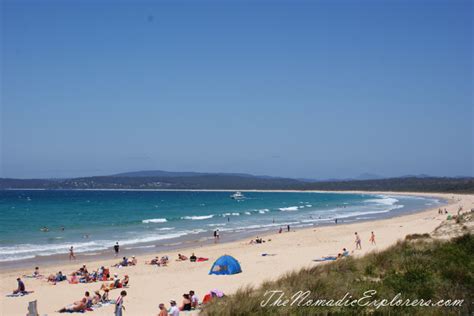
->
[27,300,39,316]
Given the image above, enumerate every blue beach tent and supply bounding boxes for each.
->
[209,255,242,275]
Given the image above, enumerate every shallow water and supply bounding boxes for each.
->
[0,190,441,262]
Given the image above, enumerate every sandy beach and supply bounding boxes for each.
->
[0,191,472,316]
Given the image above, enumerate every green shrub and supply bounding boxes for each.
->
[202,234,473,315]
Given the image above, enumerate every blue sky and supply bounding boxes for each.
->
[1,0,472,179]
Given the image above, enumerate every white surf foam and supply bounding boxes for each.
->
[181,215,214,220]
[279,206,299,211]
[142,218,167,223]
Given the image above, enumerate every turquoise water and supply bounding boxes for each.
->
[0,190,441,262]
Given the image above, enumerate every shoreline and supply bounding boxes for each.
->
[0,191,446,271]
[0,191,471,316]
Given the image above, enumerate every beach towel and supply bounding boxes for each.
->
[313,256,337,262]
[197,257,208,262]
[6,291,34,297]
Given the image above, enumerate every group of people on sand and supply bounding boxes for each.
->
[57,288,120,314]
[146,255,169,266]
[147,253,204,265]
[315,247,352,261]
[277,224,292,234]
[178,253,205,263]
[249,236,269,244]
[354,231,376,250]
[113,256,137,267]
[69,264,110,284]
[156,290,200,316]
[438,208,448,215]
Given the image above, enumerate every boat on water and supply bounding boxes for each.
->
[230,191,245,200]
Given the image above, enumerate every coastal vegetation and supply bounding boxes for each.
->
[1,173,473,193]
[202,232,474,315]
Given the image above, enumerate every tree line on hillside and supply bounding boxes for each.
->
[0,175,473,193]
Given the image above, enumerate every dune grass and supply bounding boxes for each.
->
[202,233,473,315]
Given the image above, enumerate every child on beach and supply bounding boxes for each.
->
[355,232,362,250]
[114,290,127,316]
[369,231,376,245]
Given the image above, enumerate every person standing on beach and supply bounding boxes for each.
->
[114,242,120,257]
[216,229,220,240]
[158,303,168,316]
[114,290,127,316]
[169,300,179,316]
[369,231,376,245]
[287,225,290,232]
[355,232,362,250]
[335,218,338,224]
[69,246,76,260]
[213,230,217,241]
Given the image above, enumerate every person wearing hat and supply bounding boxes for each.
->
[158,303,169,316]
[114,290,127,316]
[169,300,179,316]
[113,273,120,288]
[130,255,137,265]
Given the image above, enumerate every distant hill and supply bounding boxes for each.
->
[113,170,283,179]
[0,171,473,193]
[114,170,208,178]
[355,172,384,180]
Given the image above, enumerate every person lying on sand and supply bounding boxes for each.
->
[177,254,188,261]
[146,256,161,265]
[58,297,87,313]
[314,248,351,262]
[12,278,26,294]
[146,255,169,266]
[47,271,66,284]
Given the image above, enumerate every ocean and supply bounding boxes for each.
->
[0,190,442,263]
